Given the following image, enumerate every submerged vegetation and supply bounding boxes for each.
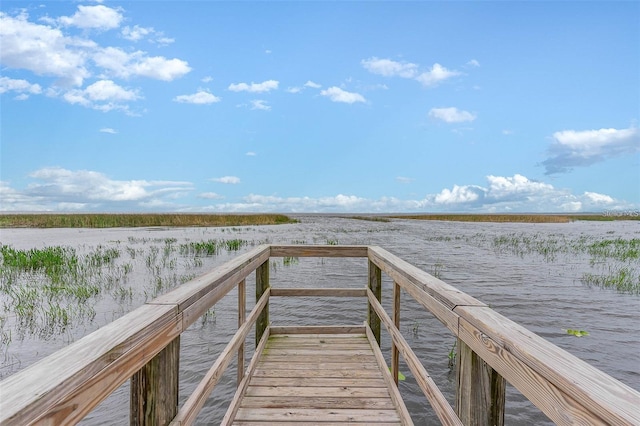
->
[0,233,265,359]
[0,213,296,228]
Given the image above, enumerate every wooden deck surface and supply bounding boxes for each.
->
[229,331,412,425]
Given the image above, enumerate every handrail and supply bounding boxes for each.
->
[0,244,638,426]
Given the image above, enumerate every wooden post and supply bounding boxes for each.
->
[130,336,180,426]
[456,338,506,426]
[391,281,400,386]
[255,260,269,347]
[237,279,246,386]
[368,260,382,345]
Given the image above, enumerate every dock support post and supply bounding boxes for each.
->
[456,338,506,426]
[368,260,382,345]
[256,260,269,347]
[130,336,180,426]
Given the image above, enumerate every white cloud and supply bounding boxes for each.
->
[250,100,271,111]
[212,176,240,184]
[201,76,213,83]
[304,80,322,89]
[58,5,123,30]
[0,76,42,95]
[2,172,635,213]
[286,87,302,94]
[416,63,461,87]
[198,192,224,200]
[429,107,476,123]
[0,8,190,110]
[362,57,462,88]
[320,86,365,104]
[0,11,91,86]
[542,126,640,174]
[584,191,614,204]
[466,59,480,67]
[99,127,117,134]
[228,80,279,93]
[502,129,514,135]
[246,151,257,156]
[121,25,153,41]
[0,167,193,211]
[62,79,140,112]
[361,57,418,78]
[93,47,191,81]
[173,90,221,104]
[435,184,484,204]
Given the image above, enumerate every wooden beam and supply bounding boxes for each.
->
[221,327,271,426]
[455,306,640,425]
[169,289,270,426]
[255,260,269,347]
[368,260,382,345]
[270,287,367,297]
[367,289,462,426]
[269,245,368,258]
[0,304,181,426]
[131,336,180,426]
[455,338,505,426]
[270,325,366,335]
[367,246,484,335]
[365,323,414,425]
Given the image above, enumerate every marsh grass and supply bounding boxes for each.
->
[0,213,297,228]
[0,235,260,347]
[489,233,640,294]
[386,214,639,223]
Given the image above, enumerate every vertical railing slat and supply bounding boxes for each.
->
[368,260,382,345]
[456,338,506,426]
[130,336,180,426]
[255,260,269,346]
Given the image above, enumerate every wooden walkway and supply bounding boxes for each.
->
[226,326,413,425]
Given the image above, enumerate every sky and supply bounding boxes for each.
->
[1,1,639,213]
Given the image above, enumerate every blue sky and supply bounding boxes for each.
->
[1,1,638,213]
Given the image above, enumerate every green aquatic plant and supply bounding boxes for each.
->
[581,267,639,294]
[566,329,589,337]
[448,341,457,369]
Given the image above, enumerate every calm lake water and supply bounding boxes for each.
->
[1,215,639,425]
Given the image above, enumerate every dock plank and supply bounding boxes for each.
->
[229,332,412,425]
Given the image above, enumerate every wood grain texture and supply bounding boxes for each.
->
[270,287,367,297]
[255,260,269,347]
[220,327,271,426]
[368,260,382,345]
[455,338,505,426]
[367,289,462,426]
[228,332,411,425]
[455,307,640,425]
[0,304,180,426]
[269,244,368,258]
[171,289,270,426]
[367,246,484,334]
[131,336,180,426]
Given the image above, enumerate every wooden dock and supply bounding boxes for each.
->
[225,327,412,425]
[1,244,639,426]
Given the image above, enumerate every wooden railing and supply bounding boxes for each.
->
[1,245,638,425]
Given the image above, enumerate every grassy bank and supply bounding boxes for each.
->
[385,214,638,223]
[0,214,297,228]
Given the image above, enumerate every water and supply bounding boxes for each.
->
[1,216,638,424]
